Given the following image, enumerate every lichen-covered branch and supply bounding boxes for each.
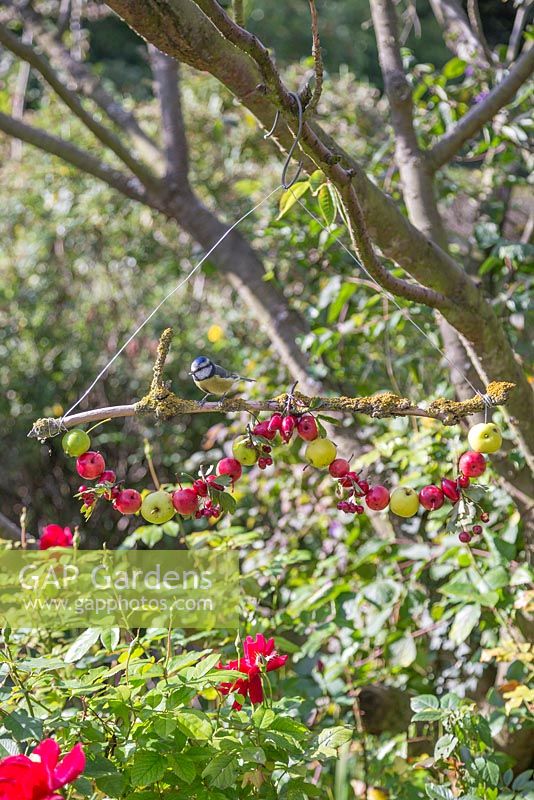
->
[28,329,515,440]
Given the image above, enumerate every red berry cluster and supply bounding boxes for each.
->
[459,524,483,544]
[252,412,319,446]
[74,450,142,518]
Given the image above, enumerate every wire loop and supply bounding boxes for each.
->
[265,91,304,189]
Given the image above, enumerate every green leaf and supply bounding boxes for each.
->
[327,283,356,324]
[411,695,443,722]
[450,604,481,645]
[426,785,455,800]
[0,739,18,757]
[176,708,213,740]
[64,627,102,663]
[314,726,352,756]
[218,491,237,515]
[318,184,336,226]
[100,628,120,651]
[473,756,500,786]
[175,758,196,784]
[130,750,166,787]
[277,181,310,219]
[309,169,326,194]
[252,706,275,729]
[202,750,239,789]
[434,733,458,760]
[2,711,42,742]
[389,635,417,667]
[443,56,467,79]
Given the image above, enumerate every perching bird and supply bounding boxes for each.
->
[189,356,255,402]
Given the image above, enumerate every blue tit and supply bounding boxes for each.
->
[189,356,255,402]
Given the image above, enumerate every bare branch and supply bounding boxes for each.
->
[1,2,162,166]
[0,111,148,203]
[0,22,159,188]
[148,45,190,184]
[10,26,31,160]
[0,510,22,543]
[429,45,534,170]
[428,0,492,66]
[306,0,324,115]
[507,0,533,64]
[467,0,494,65]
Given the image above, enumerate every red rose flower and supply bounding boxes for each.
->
[0,739,85,800]
[217,634,288,709]
[38,525,73,551]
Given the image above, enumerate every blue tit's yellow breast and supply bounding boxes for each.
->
[194,375,236,395]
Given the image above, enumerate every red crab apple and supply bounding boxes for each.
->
[114,489,142,515]
[419,485,444,511]
[252,421,276,441]
[441,478,460,503]
[365,485,390,511]
[329,458,351,478]
[296,414,319,441]
[217,457,243,483]
[172,488,199,516]
[280,415,297,443]
[458,451,486,478]
[267,413,283,433]
[459,531,472,543]
[457,474,470,489]
[99,469,116,485]
[193,479,208,497]
[76,451,105,480]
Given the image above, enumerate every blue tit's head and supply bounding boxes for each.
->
[190,356,213,376]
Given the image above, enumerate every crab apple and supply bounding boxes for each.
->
[76,451,105,480]
[459,451,486,478]
[252,421,276,441]
[62,428,91,457]
[99,469,116,485]
[206,475,225,491]
[193,479,208,497]
[480,512,490,523]
[468,422,502,454]
[305,437,337,468]
[141,490,175,524]
[419,485,444,511]
[457,474,470,489]
[217,457,242,483]
[355,505,364,514]
[357,479,370,495]
[267,413,283,433]
[297,414,319,441]
[232,436,258,466]
[280,415,297,443]
[472,524,483,535]
[441,478,460,503]
[458,531,472,543]
[172,488,199,516]
[329,458,351,478]
[365,485,390,511]
[114,489,142,515]
[389,487,419,518]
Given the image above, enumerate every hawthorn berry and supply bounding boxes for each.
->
[280,415,297,443]
[357,479,370,495]
[76,451,105,480]
[457,474,470,489]
[217,457,243,484]
[441,478,460,503]
[355,505,364,515]
[458,531,472,543]
[365,485,390,511]
[99,469,116,485]
[114,489,142,515]
[252,421,276,441]
[267,414,283,433]
[62,429,91,457]
[172,488,199,516]
[480,512,490,523]
[472,524,483,535]
[339,470,358,488]
[193,479,208,497]
[296,414,319,441]
[329,459,351,478]
[419,485,444,511]
[458,451,486,478]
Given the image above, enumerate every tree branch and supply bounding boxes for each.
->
[0,111,148,203]
[466,0,494,65]
[306,0,324,115]
[0,510,21,543]
[1,2,163,167]
[428,0,492,66]
[507,0,533,64]
[0,22,159,189]
[429,45,534,170]
[147,45,190,184]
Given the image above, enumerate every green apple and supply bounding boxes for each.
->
[141,491,175,524]
[62,428,91,457]
[305,437,337,468]
[467,422,502,454]
[389,487,419,518]
[232,436,258,466]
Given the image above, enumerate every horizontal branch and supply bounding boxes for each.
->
[0,510,21,543]
[429,45,534,170]
[28,380,516,441]
[0,111,148,203]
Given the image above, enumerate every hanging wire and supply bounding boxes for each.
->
[264,91,304,189]
[60,185,281,423]
[291,188,492,401]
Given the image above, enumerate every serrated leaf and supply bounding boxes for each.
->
[218,491,237,515]
[130,750,166,787]
[318,184,336,226]
[202,750,239,789]
[176,709,213,740]
[277,181,310,219]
